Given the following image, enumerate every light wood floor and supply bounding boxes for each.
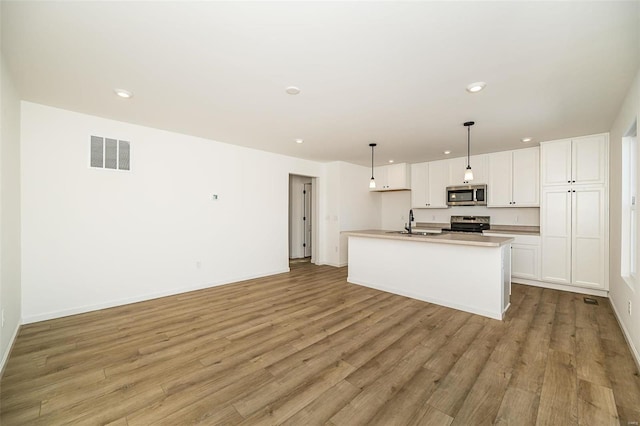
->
[2,262,639,425]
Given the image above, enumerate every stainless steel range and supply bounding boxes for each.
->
[441,216,490,233]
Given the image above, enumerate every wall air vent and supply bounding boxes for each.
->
[90,136,130,171]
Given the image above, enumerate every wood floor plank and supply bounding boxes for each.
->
[577,379,618,426]
[536,349,578,425]
[494,387,539,425]
[450,360,512,425]
[549,291,576,355]
[2,262,639,425]
[281,380,361,426]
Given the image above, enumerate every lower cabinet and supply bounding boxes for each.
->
[484,233,541,280]
[540,186,607,290]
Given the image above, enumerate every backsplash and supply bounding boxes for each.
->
[380,191,540,230]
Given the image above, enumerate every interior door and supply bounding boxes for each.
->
[303,183,312,258]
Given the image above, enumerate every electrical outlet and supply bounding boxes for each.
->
[1,308,5,328]
[432,215,436,221]
[335,246,338,253]
[629,300,632,316]
[196,261,202,269]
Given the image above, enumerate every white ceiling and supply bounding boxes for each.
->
[2,1,639,166]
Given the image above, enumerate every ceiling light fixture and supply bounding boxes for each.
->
[444,150,451,155]
[463,121,475,182]
[295,138,304,144]
[466,82,486,93]
[285,86,301,95]
[388,160,394,163]
[114,89,133,99]
[521,137,532,143]
[369,143,377,189]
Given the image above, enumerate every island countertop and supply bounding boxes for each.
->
[343,229,513,247]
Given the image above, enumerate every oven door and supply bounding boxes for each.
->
[447,188,475,205]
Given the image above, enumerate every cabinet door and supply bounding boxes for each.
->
[448,157,468,186]
[488,151,513,207]
[370,165,388,191]
[428,160,449,208]
[411,163,429,208]
[512,243,541,280]
[572,186,606,288]
[572,135,607,185]
[470,154,489,184]
[541,188,572,284]
[512,147,540,206]
[387,163,409,189]
[541,139,572,186]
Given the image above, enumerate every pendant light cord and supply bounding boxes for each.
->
[467,125,470,167]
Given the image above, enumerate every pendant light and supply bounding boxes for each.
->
[463,121,475,182]
[369,143,377,188]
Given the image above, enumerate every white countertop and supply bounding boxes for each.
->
[343,230,513,247]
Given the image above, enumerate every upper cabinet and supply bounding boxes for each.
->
[371,163,411,191]
[411,160,448,208]
[488,147,539,207]
[541,134,607,186]
[448,154,488,186]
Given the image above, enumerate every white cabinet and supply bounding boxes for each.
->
[541,186,606,289]
[484,233,541,280]
[539,133,608,291]
[541,134,607,186]
[487,147,539,207]
[410,161,448,208]
[448,155,488,186]
[371,163,411,191]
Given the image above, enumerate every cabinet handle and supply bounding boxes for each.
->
[572,190,576,193]
[568,190,571,192]
[568,180,571,183]
[572,180,576,183]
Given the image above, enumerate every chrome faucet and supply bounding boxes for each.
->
[405,209,414,234]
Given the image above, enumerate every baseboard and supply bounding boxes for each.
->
[0,321,21,378]
[609,299,640,372]
[512,277,609,298]
[22,268,290,324]
[322,261,347,268]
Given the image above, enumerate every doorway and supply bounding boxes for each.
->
[289,175,313,262]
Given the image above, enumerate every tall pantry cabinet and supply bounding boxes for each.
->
[540,134,608,291]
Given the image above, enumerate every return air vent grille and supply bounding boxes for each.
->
[90,136,130,171]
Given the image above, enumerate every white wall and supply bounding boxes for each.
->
[20,102,327,323]
[338,162,381,266]
[323,161,381,267]
[0,51,22,372]
[609,66,640,366]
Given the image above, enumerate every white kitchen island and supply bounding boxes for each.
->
[345,230,514,320]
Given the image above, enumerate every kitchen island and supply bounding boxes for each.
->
[344,230,514,320]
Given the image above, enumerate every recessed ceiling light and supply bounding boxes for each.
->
[466,82,486,93]
[114,89,133,99]
[444,150,451,155]
[295,138,303,144]
[388,160,394,163]
[521,137,533,143]
[286,86,301,95]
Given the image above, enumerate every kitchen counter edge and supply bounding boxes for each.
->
[343,230,513,247]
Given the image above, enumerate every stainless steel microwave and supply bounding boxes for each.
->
[446,184,487,206]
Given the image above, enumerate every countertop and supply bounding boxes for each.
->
[343,230,513,247]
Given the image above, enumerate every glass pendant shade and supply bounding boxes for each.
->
[464,166,474,182]
[369,178,376,189]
